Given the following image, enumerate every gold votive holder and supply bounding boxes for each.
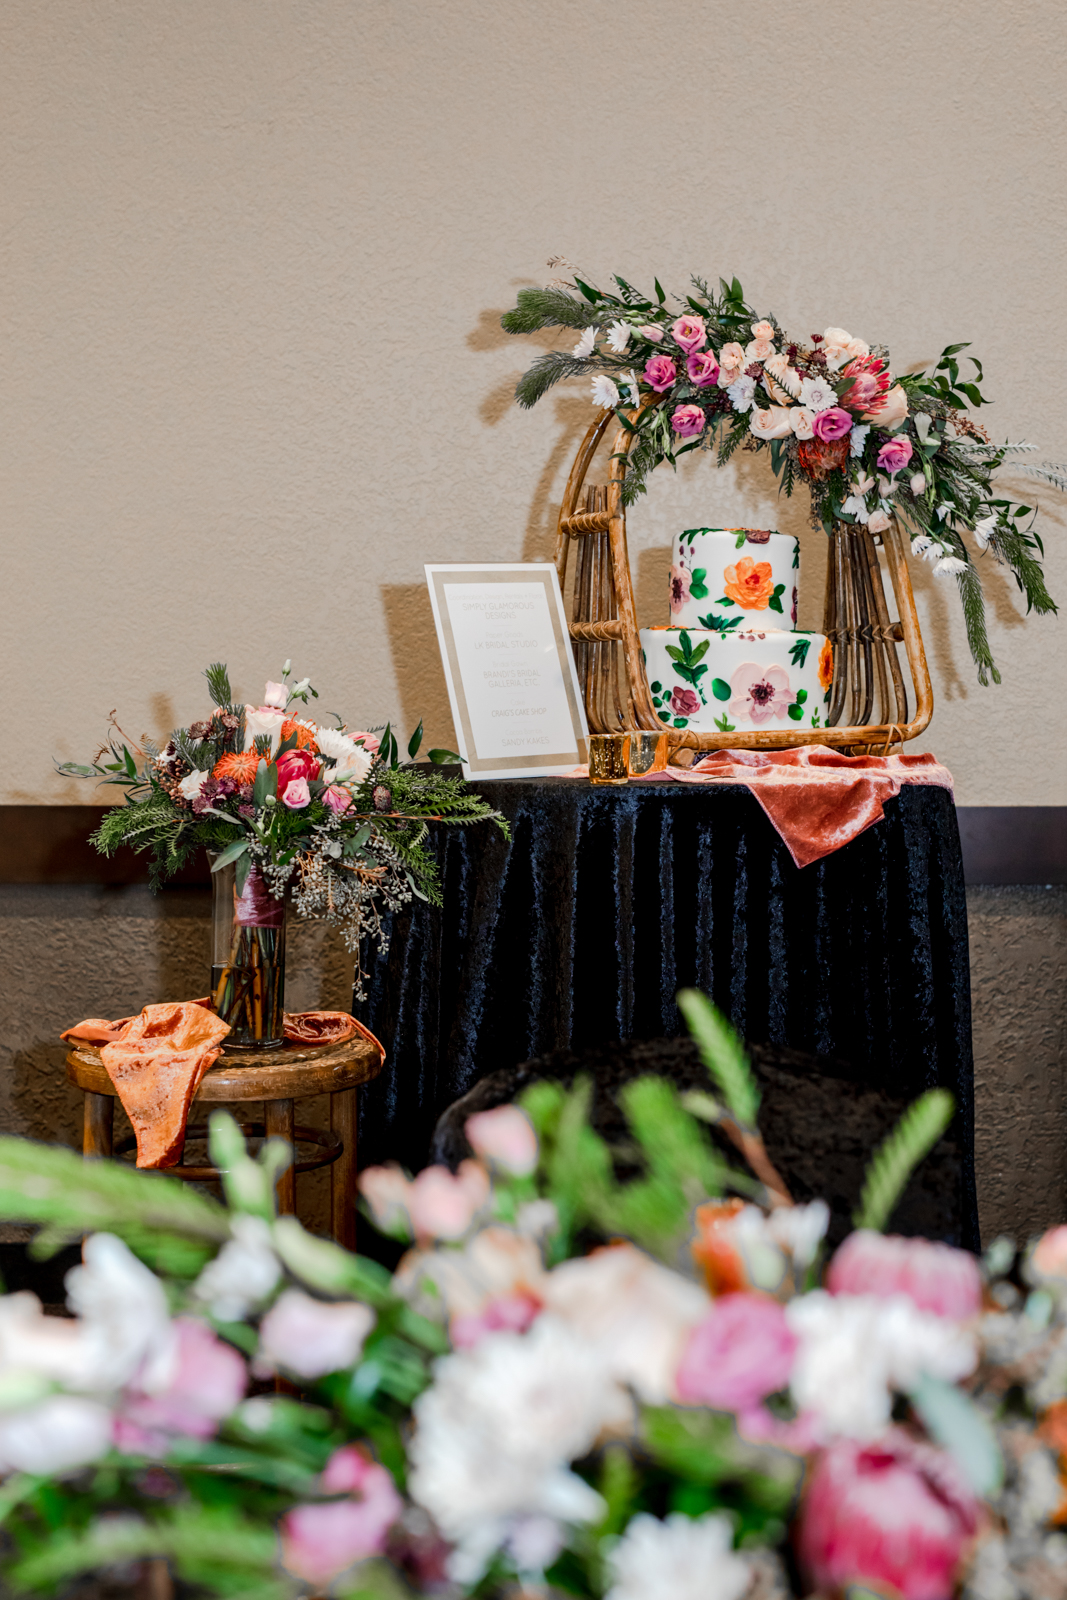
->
[627,729,670,777]
[588,733,630,785]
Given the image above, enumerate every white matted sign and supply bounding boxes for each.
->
[425,564,589,779]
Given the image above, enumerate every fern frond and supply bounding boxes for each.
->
[1020,460,1067,494]
[852,1088,955,1232]
[677,989,760,1129]
[501,288,595,335]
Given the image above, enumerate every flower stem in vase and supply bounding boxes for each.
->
[210,858,287,1050]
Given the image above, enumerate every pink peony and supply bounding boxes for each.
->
[728,662,794,725]
[281,1448,402,1586]
[256,1289,374,1379]
[675,1293,797,1412]
[114,1319,246,1455]
[670,686,701,717]
[686,350,720,387]
[827,1230,981,1321]
[671,315,707,352]
[811,407,853,442]
[671,404,705,438]
[323,783,352,815]
[407,1160,490,1240]
[280,776,310,809]
[451,1290,542,1349]
[644,354,678,392]
[465,1105,538,1176]
[669,564,692,615]
[877,436,914,475]
[798,1430,978,1600]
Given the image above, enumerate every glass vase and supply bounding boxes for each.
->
[209,857,287,1050]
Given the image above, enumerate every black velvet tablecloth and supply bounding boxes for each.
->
[355,779,978,1247]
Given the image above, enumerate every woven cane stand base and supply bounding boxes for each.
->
[554,409,933,754]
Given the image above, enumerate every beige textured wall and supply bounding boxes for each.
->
[2,0,1066,805]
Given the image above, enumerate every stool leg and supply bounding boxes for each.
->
[330,1088,357,1252]
[264,1099,295,1214]
[84,1094,114,1159]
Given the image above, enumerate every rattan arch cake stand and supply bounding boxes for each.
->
[555,406,933,754]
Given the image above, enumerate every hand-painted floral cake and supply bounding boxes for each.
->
[641,528,833,734]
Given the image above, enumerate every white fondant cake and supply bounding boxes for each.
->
[640,626,833,734]
[669,527,798,632]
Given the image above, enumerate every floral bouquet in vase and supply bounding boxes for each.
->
[60,661,506,1046]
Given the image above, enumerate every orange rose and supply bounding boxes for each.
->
[691,1198,748,1295]
[818,639,833,691]
[723,556,775,609]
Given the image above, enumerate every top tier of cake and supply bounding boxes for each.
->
[669,528,798,632]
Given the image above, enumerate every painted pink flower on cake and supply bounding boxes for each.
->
[670,687,701,717]
[728,663,794,724]
[669,564,692,615]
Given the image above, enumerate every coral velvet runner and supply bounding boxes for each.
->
[62,1003,385,1171]
[573,746,954,869]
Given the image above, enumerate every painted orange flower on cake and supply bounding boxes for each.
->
[213,751,260,785]
[723,556,775,610]
[818,639,834,691]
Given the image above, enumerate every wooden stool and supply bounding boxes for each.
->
[65,1037,383,1251]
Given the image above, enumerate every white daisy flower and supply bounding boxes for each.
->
[799,376,837,414]
[622,369,641,409]
[572,327,597,360]
[934,555,969,577]
[974,514,998,550]
[606,320,631,355]
[849,423,870,457]
[590,375,620,410]
[726,375,757,413]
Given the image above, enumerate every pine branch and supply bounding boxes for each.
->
[514,352,596,409]
[1020,460,1067,494]
[990,525,1058,615]
[501,288,596,335]
[853,1089,955,1232]
[203,662,232,709]
[677,989,760,1129]
[955,559,1001,686]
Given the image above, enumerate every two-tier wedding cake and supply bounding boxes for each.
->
[639,528,833,734]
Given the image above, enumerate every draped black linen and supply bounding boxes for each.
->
[355,778,978,1248]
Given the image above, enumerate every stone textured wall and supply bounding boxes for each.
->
[1,882,1063,1246]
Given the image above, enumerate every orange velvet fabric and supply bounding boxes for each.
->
[282,1010,385,1062]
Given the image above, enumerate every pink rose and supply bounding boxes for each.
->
[349,731,381,754]
[719,342,745,373]
[827,1230,981,1321]
[465,1105,538,1176]
[451,1290,541,1350]
[864,382,908,429]
[746,337,774,362]
[323,784,352,815]
[675,1292,797,1411]
[751,320,775,341]
[114,1319,246,1456]
[867,510,891,535]
[811,407,853,442]
[686,350,720,387]
[670,315,706,352]
[636,325,663,342]
[748,406,794,441]
[668,564,692,615]
[644,354,678,392]
[280,776,310,809]
[1033,1224,1067,1280]
[408,1160,490,1240]
[671,404,705,438]
[798,1430,978,1600]
[876,436,914,475]
[257,1289,374,1378]
[281,1448,402,1586]
[790,407,815,440]
[670,686,701,716]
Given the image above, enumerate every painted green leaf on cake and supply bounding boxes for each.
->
[796,689,807,704]
[788,639,811,668]
[672,717,688,728]
[717,596,735,607]
[734,531,747,549]
[665,631,710,702]
[689,568,708,599]
[810,710,822,727]
[787,703,804,721]
[713,713,735,732]
[697,612,742,633]
[768,584,786,615]
[657,710,672,725]
[650,680,662,693]
[711,678,731,702]
[792,546,800,568]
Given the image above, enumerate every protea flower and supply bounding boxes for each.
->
[798,435,851,481]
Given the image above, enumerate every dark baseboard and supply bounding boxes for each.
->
[0,804,1063,887]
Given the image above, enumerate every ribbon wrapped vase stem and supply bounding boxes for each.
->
[210,858,287,1050]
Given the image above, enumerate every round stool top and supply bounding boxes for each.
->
[65,1034,383,1102]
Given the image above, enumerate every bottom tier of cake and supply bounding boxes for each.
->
[640,627,833,734]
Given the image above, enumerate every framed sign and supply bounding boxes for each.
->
[425,563,589,779]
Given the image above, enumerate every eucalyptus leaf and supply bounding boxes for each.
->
[908,1373,1003,1495]
[210,838,249,872]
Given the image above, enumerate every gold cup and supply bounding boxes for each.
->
[627,729,670,777]
[587,733,630,785]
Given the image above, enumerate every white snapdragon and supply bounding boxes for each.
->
[910,471,927,497]
[572,327,598,359]
[606,1513,751,1600]
[726,375,757,413]
[606,320,631,354]
[591,375,621,411]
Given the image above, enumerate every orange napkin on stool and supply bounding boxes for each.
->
[282,1010,385,1063]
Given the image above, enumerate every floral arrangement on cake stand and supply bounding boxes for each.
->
[59,661,506,1042]
[0,993,1063,1599]
[500,266,1060,757]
